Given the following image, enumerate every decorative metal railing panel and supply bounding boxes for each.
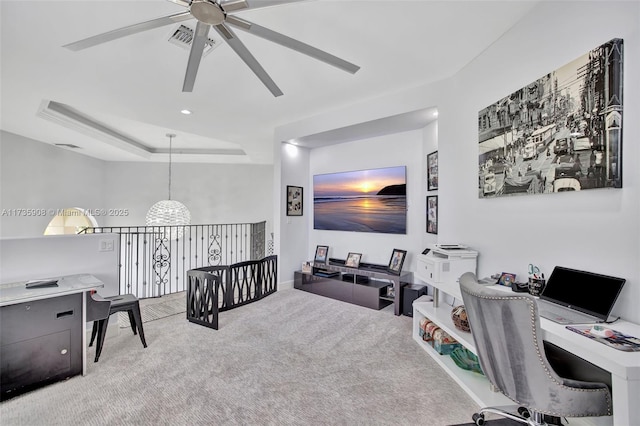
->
[80,222,267,298]
[228,260,260,308]
[186,255,278,330]
[260,255,278,297]
[186,270,221,330]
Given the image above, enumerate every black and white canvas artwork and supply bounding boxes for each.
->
[478,38,623,198]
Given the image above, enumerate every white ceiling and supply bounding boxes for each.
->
[0,0,538,164]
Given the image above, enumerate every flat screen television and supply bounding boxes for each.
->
[313,166,406,234]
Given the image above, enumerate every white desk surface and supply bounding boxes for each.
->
[488,284,640,380]
[541,317,640,380]
[0,274,104,306]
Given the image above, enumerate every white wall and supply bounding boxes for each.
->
[102,162,274,227]
[422,120,439,250]
[278,143,311,288]
[1,131,275,238]
[0,131,105,237]
[308,130,424,271]
[439,1,639,323]
[275,1,640,323]
[0,233,119,297]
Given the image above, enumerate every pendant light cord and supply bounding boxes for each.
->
[167,133,175,200]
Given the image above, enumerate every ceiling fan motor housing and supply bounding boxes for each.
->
[191,0,226,25]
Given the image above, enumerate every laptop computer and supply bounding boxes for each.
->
[537,266,626,324]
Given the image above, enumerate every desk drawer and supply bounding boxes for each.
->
[0,293,82,345]
[1,330,74,396]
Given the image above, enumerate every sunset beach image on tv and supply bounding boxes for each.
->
[313,166,407,234]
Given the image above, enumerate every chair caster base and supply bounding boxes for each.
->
[472,412,485,425]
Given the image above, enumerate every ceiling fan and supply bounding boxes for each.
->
[63,0,360,97]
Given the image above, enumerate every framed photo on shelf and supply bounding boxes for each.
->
[345,252,362,268]
[314,245,329,263]
[387,249,407,275]
[386,284,395,298]
[427,195,438,234]
[498,272,516,287]
[286,185,303,216]
[427,151,438,191]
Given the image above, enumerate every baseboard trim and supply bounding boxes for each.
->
[279,279,294,290]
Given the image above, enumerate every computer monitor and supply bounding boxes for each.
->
[540,266,626,321]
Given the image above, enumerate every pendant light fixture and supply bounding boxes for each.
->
[145,133,191,239]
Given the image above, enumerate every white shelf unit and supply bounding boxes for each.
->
[412,297,512,408]
[412,297,612,426]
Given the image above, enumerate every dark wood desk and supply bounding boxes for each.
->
[0,274,103,400]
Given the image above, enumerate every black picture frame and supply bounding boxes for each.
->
[345,252,362,268]
[427,195,438,234]
[286,185,303,216]
[314,245,329,263]
[387,248,407,275]
[427,151,438,191]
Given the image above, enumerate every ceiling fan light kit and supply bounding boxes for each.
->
[63,0,360,96]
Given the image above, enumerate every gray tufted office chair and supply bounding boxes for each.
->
[459,272,612,426]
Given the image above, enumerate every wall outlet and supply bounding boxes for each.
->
[99,239,114,252]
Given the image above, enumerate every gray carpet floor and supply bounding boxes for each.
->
[118,291,186,328]
[1,289,478,425]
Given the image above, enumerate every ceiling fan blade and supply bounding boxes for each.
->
[221,0,248,12]
[226,16,360,74]
[183,21,211,92]
[63,11,193,51]
[167,0,191,7]
[222,0,307,12]
[213,24,283,97]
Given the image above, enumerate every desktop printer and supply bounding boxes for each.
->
[416,244,478,300]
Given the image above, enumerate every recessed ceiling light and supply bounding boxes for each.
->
[180,109,192,115]
[433,111,439,117]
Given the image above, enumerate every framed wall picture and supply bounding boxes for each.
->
[314,245,329,263]
[427,151,438,191]
[313,166,407,234]
[345,252,362,268]
[387,248,407,275]
[427,195,438,234]
[286,185,303,216]
[478,38,623,198]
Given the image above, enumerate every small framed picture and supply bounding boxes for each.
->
[314,245,329,263]
[345,252,362,268]
[302,262,312,273]
[387,249,407,275]
[386,285,395,298]
[286,185,303,216]
[498,272,516,286]
[427,195,438,234]
[427,151,438,191]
